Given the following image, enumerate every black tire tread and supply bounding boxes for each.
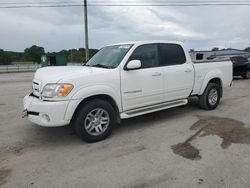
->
[242,70,250,79]
[73,99,116,142]
[199,83,221,110]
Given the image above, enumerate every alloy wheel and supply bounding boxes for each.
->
[84,108,110,136]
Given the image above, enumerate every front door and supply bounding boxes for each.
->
[121,44,164,111]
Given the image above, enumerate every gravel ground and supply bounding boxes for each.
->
[0,72,250,188]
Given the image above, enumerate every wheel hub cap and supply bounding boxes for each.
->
[246,71,250,77]
[208,88,218,106]
[84,108,110,136]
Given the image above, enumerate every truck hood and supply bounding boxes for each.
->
[34,66,109,83]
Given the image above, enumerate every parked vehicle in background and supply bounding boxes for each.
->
[23,41,233,142]
[230,56,250,79]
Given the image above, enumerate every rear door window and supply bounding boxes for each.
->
[158,44,186,66]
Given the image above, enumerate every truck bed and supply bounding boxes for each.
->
[191,60,233,96]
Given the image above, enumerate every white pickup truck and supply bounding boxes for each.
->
[23,41,233,142]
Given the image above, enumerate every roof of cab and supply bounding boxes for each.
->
[106,40,184,47]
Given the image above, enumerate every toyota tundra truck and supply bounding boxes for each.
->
[23,41,233,142]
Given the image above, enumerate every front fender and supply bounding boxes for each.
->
[64,85,121,121]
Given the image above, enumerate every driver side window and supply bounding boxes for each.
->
[129,44,159,68]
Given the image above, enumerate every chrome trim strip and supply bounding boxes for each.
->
[124,90,142,94]
[124,99,187,116]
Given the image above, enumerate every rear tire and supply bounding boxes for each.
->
[199,83,221,110]
[242,70,250,79]
[73,99,116,142]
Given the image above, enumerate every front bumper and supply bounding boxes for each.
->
[23,93,71,127]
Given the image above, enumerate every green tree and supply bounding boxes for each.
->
[24,45,45,64]
[245,47,250,52]
[212,47,219,51]
[0,51,12,65]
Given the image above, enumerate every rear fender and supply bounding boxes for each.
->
[199,70,223,96]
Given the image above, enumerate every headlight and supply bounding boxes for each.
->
[42,83,74,98]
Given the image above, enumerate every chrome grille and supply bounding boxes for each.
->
[32,81,40,98]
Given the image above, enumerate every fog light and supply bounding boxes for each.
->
[41,114,50,123]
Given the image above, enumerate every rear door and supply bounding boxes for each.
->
[121,44,164,111]
[159,43,194,102]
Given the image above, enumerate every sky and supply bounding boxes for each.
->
[0,0,250,52]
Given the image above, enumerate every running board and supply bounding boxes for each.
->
[120,99,188,119]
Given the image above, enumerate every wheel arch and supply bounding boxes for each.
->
[208,77,223,97]
[70,94,121,124]
[199,70,223,97]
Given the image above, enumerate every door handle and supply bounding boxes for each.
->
[185,69,192,73]
[152,72,162,76]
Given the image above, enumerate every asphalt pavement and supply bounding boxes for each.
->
[0,72,250,188]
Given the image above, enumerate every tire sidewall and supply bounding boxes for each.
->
[73,100,115,142]
[244,70,250,79]
[206,84,221,109]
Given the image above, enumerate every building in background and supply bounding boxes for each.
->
[41,53,67,67]
[189,49,250,62]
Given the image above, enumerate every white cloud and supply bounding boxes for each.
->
[0,1,249,51]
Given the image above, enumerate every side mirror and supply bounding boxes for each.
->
[125,60,141,70]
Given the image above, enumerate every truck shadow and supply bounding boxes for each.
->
[3,98,201,161]
[233,76,250,81]
[117,98,200,133]
[29,98,201,145]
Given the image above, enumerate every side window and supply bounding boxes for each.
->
[196,53,204,60]
[230,57,236,63]
[159,44,186,66]
[238,56,248,63]
[129,44,159,68]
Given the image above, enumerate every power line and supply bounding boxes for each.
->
[1,0,250,3]
[0,0,250,8]
[0,1,79,5]
[1,3,250,8]
[1,0,250,4]
[81,2,250,6]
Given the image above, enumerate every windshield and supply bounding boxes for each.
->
[230,56,248,63]
[85,44,132,68]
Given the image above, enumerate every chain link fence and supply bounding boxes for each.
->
[0,64,41,73]
[0,63,83,73]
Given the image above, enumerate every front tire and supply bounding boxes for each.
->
[199,83,221,110]
[73,99,116,142]
[242,70,250,79]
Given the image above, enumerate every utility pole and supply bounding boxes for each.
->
[84,0,89,62]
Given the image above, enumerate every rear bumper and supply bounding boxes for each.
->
[23,94,70,127]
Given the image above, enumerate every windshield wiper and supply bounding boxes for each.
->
[91,64,111,69]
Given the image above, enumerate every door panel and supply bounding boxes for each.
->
[121,67,164,111]
[158,43,194,101]
[162,64,194,101]
[121,44,164,111]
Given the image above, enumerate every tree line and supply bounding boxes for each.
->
[1,45,249,65]
[0,45,98,65]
